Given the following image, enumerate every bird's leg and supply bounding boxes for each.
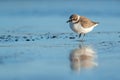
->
[79,33,81,38]
[83,34,85,38]
[82,34,86,41]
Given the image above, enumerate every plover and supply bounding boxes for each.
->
[67,14,99,40]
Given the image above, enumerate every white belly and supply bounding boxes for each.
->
[69,23,95,34]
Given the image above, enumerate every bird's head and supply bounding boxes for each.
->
[67,14,80,23]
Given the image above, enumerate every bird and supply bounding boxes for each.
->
[67,14,99,40]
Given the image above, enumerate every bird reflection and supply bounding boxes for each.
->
[69,43,98,72]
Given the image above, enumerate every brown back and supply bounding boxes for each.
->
[79,16,97,28]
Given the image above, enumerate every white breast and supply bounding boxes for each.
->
[69,23,95,34]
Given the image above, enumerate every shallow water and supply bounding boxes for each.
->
[0,0,120,80]
[0,32,120,80]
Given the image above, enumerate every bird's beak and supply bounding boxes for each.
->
[66,19,72,23]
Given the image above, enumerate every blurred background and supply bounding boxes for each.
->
[0,0,119,33]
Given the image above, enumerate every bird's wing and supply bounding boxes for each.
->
[79,16,97,28]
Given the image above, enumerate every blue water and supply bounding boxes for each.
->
[0,0,120,80]
[0,0,119,33]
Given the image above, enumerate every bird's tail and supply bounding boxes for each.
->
[95,22,99,24]
[92,21,99,24]
[92,21,99,27]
